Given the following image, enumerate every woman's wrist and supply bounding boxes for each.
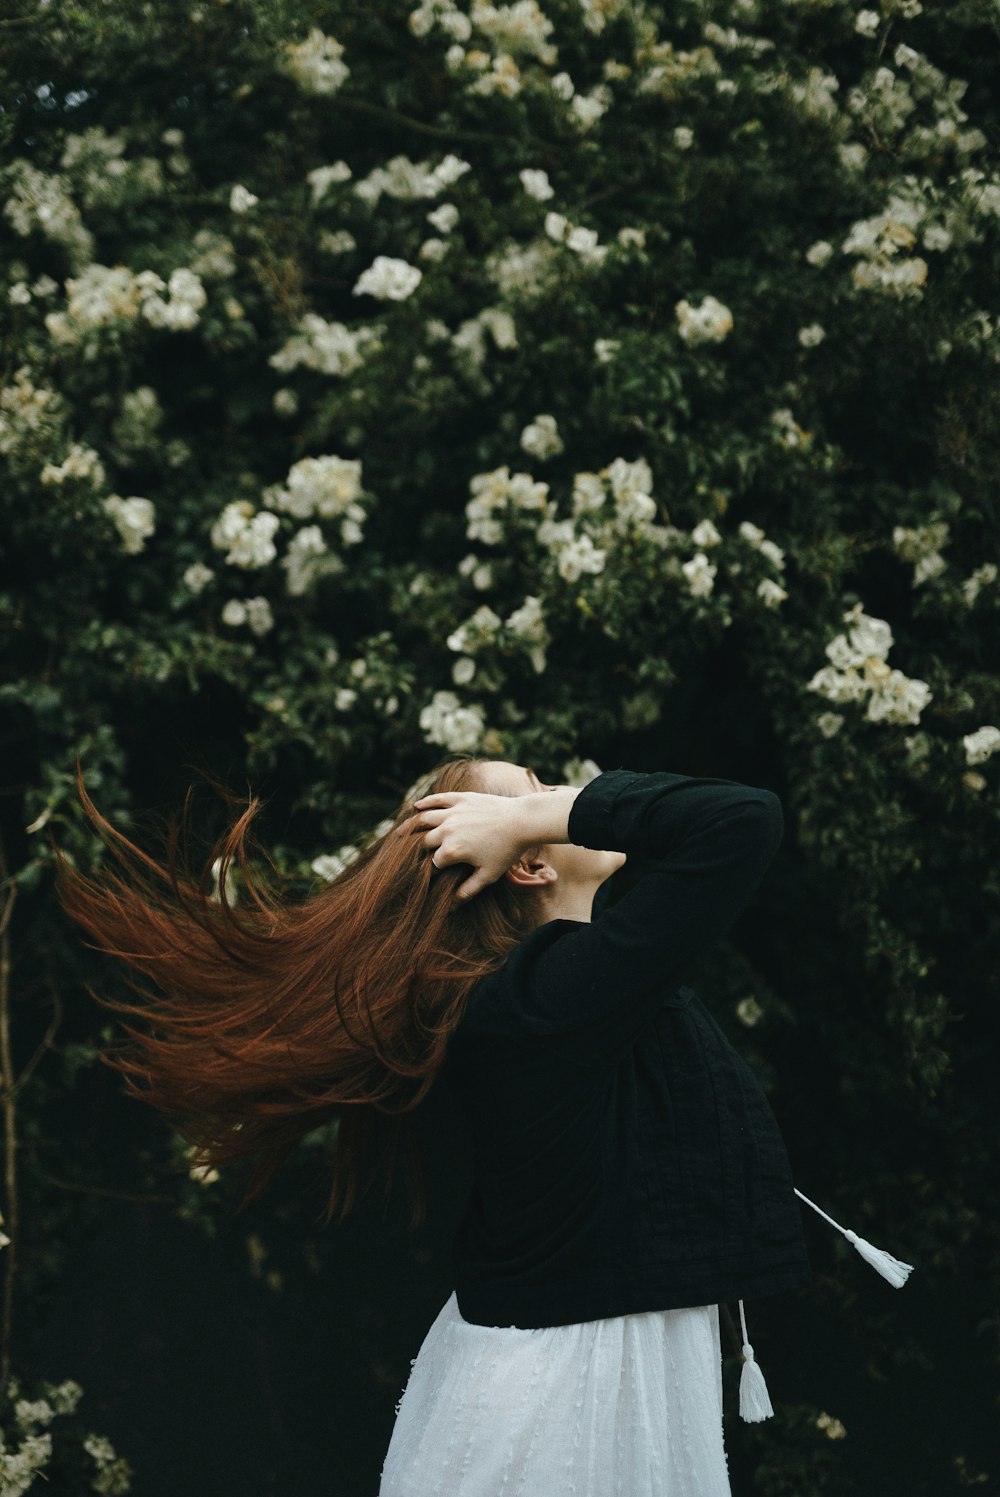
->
[516,785,581,847]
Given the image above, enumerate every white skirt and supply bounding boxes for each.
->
[378,1292,732,1497]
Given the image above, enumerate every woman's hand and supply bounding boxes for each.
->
[401,790,534,903]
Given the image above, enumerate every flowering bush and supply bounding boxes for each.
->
[1,0,997,1489]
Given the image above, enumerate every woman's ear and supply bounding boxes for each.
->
[505,855,558,890]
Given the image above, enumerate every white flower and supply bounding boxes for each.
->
[739,520,766,546]
[759,538,786,570]
[452,655,476,685]
[961,562,997,607]
[104,494,155,554]
[682,551,717,597]
[855,9,880,37]
[9,281,31,305]
[305,160,352,206]
[557,532,607,582]
[210,501,280,569]
[221,598,247,627]
[419,690,486,752]
[562,756,602,788]
[427,202,459,233]
[244,596,275,635]
[673,125,694,149]
[447,604,504,653]
[675,294,733,345]
[273,388,298,416]
[865,671,933,726]
[335,687,357,710]
[183,561,214,593]
[263,453,365,523]
[757,578,788,608]
[229,184,259,213]
[352,255,422,301]
[798,323,826,347]
[520,413,564,461]
[963,725,1000,765]
[280,28,350,95]
[691,518,722,548]
[281,523,344,596]
[816,711,845,738]
[519,167,554,200]
[311,846,360,882]
[805,240,834,267]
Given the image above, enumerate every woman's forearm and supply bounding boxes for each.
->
[517,785,582,846]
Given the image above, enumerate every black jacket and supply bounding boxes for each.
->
[441,766,813,1329]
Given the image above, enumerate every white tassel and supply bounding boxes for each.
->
[794,1188,915,1287]
[737,1299,774,1423]
[843,1228,914,1287]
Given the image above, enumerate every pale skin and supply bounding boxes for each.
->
[400,761,627,921]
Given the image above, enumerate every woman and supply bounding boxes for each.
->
[56,752,912,1495]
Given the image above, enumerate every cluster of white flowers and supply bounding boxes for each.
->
[484,235,557,300]
[465,465,549,545]
[0,1377,126,1497]
[278,27,350,95]
[353,151,472,210]
[210,501,280,569]
[788,66,840,123]
[841,186,929,298]
[457,552,494,591]
[40,442,105,487]
[675,550,714,598]
[262,454,367,541]
[3,160,94,271]
[104,495,155,555]
[447,604,504,657]
[544,211,610,268]
[892,520,950,587]
[466,0,557,66]
[806,602,933,727]
[961,562,997,608]
[268,312,378,377]
[419,689,487,752]
[221,596,274,636]
[451,304,519,376]
[352,255,423,302]
[963,726,1000,766]
[60,125,166,212]
[43,263,207,344]
[736,519,789,608]
[519,413,564,461]
[632,35,723,98]
[505,594,551,674]
[281,524,345,597]
[770,407,812,447]
[306,159,353,207]
[675,294,734,345]
[0,366,63,455]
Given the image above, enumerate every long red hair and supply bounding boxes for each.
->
[53,753,545,1229]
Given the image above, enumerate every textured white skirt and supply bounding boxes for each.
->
[378,1292,732,1497]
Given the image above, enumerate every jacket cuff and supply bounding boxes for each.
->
[566,768,635,851]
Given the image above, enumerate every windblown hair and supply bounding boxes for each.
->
[53,753,546,1230]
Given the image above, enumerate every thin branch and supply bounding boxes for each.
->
[23,1163,176,1206]
[1,984,63,1101]
[0,834,19,1386]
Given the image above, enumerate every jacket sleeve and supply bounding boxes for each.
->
[502,767,784,1056]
